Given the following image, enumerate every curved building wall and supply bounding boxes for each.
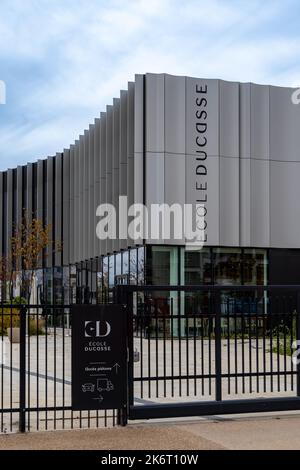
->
[142,74,300,248]
[0,79,137,266]
[1,73,300,270]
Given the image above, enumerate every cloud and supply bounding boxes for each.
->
[0,0,300,169]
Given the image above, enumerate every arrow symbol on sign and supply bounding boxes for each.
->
[112,363,120,374]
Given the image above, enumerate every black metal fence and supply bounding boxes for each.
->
[0,304,117,433]
[116,285,300,421]
[2,285,300,432]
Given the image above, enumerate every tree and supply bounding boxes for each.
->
[1,214,62,303]
[0,254,15,301]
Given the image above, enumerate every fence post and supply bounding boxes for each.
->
[19,305,27,433]
[215,290,222,402]
[297,292,300,397]
[126,290,134,419]
[115,286,128,426]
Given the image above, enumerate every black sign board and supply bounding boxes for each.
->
[71,304,127,411]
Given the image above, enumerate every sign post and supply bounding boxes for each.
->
[71,304,127,413]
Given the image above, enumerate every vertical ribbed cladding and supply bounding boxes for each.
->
[250,83,270,247]
[127,81,135,249]
[46,157,54,267]
[239,82,251,246]
[0,172,3,255]
[185,77,220,246]
[106,105,113,255]
[62,148,70,266]
[6,169,13,256]
[164,74,186,246]
[88,124,95,260]
[26,163,33,224]
[2,172,7,256]
[134,75,144,207]
[69,144,75,265]
[36,160,44,224]
[119,89,128,252]
[79,135,84,263]
[55,153,62,267]
[100,112,107,257]
[219,80,240,247]
[144,73,165,245]
[16,166,23,233]
[83,129,89,262]
[74,140,80,263]
[112,97,120,253]
[94,117,101,259]
[133,75,144,247]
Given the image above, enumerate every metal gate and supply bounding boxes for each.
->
[116,285,300,422]
[0,304,118,433]
[2,285,300,433]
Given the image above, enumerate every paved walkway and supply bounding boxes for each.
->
[1,412,300,450]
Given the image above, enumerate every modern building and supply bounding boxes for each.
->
[1,73,300,306]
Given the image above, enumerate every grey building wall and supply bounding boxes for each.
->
[143,73,300,249]
[1,73,300,268]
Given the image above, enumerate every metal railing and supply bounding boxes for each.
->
[2,285,300,431]
[0,304,117,433]
[114,284,300,421]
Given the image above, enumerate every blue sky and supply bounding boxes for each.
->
[1,0,300,170]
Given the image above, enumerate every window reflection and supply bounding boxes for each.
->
[243,249,267,285]
[151,247,178,286]
[184,248,211,285]
[137,247,145,285]
[122,251,129,275]
[103,256,108,290]
[184,248,211,317]
[108,255,115,288]
[213,248,242,285]
[130,249,137,285]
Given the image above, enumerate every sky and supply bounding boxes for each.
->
[1,0,300,170]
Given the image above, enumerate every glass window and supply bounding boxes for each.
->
[151,246,178,286]
[44,267,53,304]
[129,248,138,285]
[137,247,145,285]
[213,248,242,285]
[114,253,123,285]
[103,257,109,290]
[36,269,43,304]
[70,265,76,304]
[115,253,122,277]
[108,255,115,288]
[96,258,103,299]
[147,246,177,325]
[243,249,267,286]
[122,251,129,275]
[184,248,211,285]
[53,267,63,304]
[183,248,212,318]
[63,267,70,303]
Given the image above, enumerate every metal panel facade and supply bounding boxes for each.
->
[2,73,300,269]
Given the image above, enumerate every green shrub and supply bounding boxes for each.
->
[28,316,45,335]
[0,308,20,336]
[0,309,45,336]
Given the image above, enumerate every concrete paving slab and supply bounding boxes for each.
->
[1,412,300,450]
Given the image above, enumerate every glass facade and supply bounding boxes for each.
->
[32,245,270,306]
[145,246,267,287]
[143,246,268,323]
